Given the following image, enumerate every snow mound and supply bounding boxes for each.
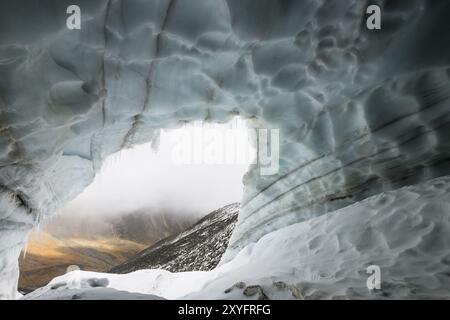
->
[24,176,450,300]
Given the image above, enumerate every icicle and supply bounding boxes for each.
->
[22,239,29,259]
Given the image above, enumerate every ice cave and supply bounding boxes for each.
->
[1,0,450,300]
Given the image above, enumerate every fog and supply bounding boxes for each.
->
[55,119,255,222]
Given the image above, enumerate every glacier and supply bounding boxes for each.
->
[22,176,450,299]
[1,0,450,299]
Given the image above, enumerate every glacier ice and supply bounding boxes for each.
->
[23,176,450,299]
[1,0,450,298]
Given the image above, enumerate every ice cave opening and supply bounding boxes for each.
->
[18,119,255,293]
[1,0,450,299]
[52,118,255,219]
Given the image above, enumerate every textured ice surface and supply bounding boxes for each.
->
[24,176,450,300]
[1,0,450,298]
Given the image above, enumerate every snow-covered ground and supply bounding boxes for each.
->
[23,176,450,300]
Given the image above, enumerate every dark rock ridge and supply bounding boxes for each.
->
[110,203,239,273]
[108,211,197,245]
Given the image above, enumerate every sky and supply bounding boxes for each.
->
[56,119,255,219]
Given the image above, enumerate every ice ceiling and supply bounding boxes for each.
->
[1,0,450,299]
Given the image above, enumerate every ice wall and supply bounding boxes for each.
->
[1,0,450,298]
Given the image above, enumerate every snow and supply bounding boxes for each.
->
[111,203,239,273]
[1,0,450,298]
[24,176,450,300]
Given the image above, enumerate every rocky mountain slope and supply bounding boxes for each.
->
[43,210,197,245]
[111,203,239,274]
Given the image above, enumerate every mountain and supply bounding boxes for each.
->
[110,203,239,274]
[19,210,198,292]
[108,211,196,245]
[43,210,197,245]
[18,233,146,293]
